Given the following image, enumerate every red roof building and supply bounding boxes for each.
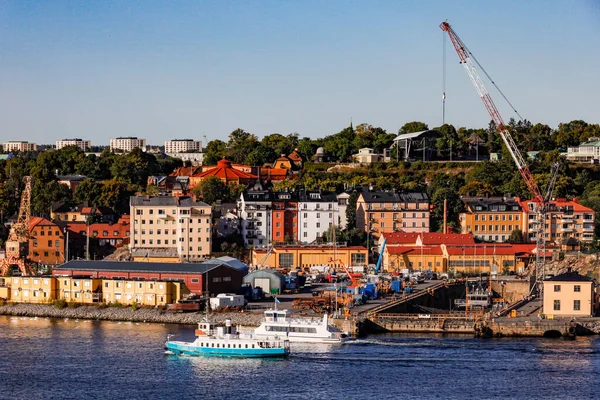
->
[190,159,258,187]
[381,232,475,247]
[29,217,65,265]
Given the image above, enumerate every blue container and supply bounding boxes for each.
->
[391,281,402,292]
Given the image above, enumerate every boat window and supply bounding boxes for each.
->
[227,344,230,348]
[252,344,255,348]
[245,344,248,348]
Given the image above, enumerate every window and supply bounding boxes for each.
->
[574,300,581,311]
[279,253,294,268]
[351,253,366,265]
[554,285,561,292]
[574,285,581,292]
[48,240,52,247]
[553,300,560,311]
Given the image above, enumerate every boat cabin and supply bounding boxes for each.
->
[264,310,293,323]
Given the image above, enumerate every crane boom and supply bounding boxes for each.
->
[440,22,543,204]
[441,21,549,296]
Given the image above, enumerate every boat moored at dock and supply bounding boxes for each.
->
[253,309,348,344]
[165,319,290,358]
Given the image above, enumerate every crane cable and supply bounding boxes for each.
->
[442,29,446,125]
[462,41,525,122]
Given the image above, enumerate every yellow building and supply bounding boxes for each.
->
[543,270,594,317]
[10,276,57,303]
[56,276,102,303]
[459,196,525,243]
[251,245,368,270]
[101,279,180,306]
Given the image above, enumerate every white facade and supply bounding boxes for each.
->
[165,139,203,153]
[567,140,600,163]
[238,192,271,248]
[166,152,204,165]
[130,196,212,261]
[56,139,91,150]
[110,137,147,153]
[3,141,37,152]
[298,191,339,244]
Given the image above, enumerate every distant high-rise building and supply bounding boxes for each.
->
[56,139,91,151]
[164,139,202,153]
[110,137,147,153]
[3,141,37,152]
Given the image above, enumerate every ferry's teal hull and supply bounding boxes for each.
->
[166,341,288,358]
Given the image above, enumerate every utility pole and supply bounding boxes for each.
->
[86,217,90,261]
[64,227,69,263]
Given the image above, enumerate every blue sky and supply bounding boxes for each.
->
[1,0,599,145]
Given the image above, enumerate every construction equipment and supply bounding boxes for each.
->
[330,258,360,288]
[0,176,35,276]
[375,238,386,274]
[440,22,558,297]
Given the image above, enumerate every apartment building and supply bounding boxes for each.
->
[238,190,272,247]
[130,196,212,261]
[459,196,525,242]
[356,191,430,237]
[519,198,595,244]
[3,141,37,152]
[56,138,91,150]
[110,137,147,152]
[164,139,202,153]
[271,191,298,243]
[298,190,340,244]
[9,276,57,303]
[29,217,65,266]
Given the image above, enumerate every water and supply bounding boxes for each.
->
[1,315,599,399]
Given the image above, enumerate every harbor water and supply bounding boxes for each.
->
[1,315,599,399]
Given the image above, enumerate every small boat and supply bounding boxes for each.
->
[165,319,290,358]
[252,309,348,344]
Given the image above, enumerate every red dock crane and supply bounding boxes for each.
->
[440,22,559,296]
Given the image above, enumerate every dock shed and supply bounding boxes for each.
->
[243,269,286,295]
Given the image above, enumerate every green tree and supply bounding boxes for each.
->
[74,179,103,205]
[323,125,356,161]
[245,144,276,166]
[227,129,259,164]
[31,180,73,217]
[508,229,525,244]
[399,121,428,134]
[191,176,227,205]
[434,124,461,159]
[203,140,227,166]
[346,192,359,229]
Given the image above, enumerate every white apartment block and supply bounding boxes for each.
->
[166,152,204,165]
[238,191,272,247]
[3,141,37,152]
[110,137,147,153]
[130,196,212,261]
[165,139,203,153]
[298,191,339,244]
[56,139,91,151]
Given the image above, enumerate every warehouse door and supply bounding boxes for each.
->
[255,278,271,293]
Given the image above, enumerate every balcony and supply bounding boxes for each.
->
[561,226,574,233]
[583,227,595,232]
[583,218,595,223]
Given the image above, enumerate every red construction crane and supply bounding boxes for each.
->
[440,22,554,295]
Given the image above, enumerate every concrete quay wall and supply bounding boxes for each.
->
[0,303,264,326]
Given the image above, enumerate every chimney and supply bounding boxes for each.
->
[443,198,447,234]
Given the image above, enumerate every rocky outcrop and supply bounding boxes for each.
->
[0,303,264,326]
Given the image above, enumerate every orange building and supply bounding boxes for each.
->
[356,191,430,237]
[271,192,298,243]
[28,217,65,266]
[459,196,525,242]
[190,159,258,188]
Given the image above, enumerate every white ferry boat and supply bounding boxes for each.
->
[165,319,289,358]
[253,309,348,344]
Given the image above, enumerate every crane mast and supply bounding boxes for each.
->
[440,22,547,295]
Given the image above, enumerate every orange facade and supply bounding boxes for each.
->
[271,201,298,243]
[29,218,65,265]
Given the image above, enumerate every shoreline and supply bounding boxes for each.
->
[0,303,264,326]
